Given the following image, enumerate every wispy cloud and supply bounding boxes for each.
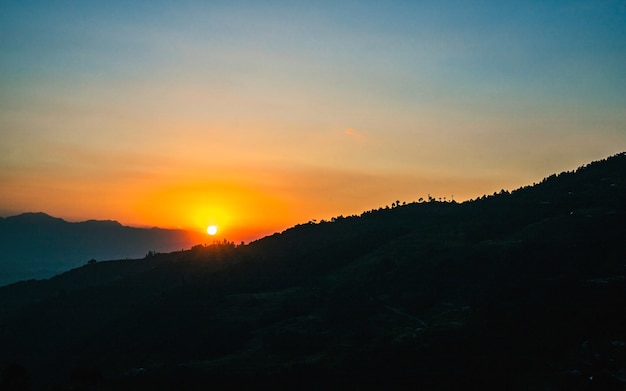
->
[344,128,367,142]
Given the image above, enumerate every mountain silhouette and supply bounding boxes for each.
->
[0,153,624,390]
[0,214,206,287]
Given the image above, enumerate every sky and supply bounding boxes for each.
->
[1,0,625,242]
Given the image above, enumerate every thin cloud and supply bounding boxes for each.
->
[344,128,367,142]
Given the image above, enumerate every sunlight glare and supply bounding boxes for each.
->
[207,225,218,235]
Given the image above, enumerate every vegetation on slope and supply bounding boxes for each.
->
[1,153,625,390]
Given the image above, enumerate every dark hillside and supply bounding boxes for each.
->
[1,153,625,390]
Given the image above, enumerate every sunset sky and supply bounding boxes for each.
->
[1,1,625,242]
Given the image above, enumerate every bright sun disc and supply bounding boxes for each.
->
[207,225,218,235]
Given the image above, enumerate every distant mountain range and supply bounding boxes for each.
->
[0,152,624,390]
[0,213,206,286]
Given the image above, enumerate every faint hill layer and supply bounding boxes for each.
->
[0,153,625,390]
[0,213,205,286]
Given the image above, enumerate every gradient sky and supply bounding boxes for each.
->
[1,0,625,242]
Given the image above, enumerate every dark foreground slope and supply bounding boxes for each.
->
[1,153,625,390]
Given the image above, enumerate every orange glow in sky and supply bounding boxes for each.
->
[131,177,297,241]
[1,1,625,244]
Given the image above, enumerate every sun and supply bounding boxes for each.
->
[206,225,218,235]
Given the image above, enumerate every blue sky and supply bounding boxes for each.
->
[1,0,625,236]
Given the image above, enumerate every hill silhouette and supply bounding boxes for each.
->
[0,214,207,286]
[0,153,625,390]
